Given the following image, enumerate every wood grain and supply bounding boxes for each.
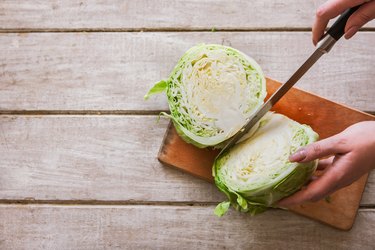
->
[0,115,223,202]
[0,115,374,206]
[3,0,374,30]
[0,205,375,249]
[0,32,374,112]
[0,0,374,245]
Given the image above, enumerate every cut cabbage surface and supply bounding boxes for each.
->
[213,112,318,216]
[145,44,266,148]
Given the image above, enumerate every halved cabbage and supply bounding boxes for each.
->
[213,112,318,216]
[145,44,266,148]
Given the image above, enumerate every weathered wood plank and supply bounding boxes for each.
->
[0,115,374,205]
[0,115,223,202]
[3,0,374,30]
[0,205,375,249]
[0,32,374,111]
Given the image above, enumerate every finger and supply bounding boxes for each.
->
[317,156,335,170]
[289,135,349,163]
[345,1,375,39]
[277,166,344,206]
[312,0,367,45]
[313,11,329,46]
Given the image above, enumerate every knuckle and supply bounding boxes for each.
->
[331,168,346,183]
[358,12,372,23]
[311,143,323,156]
[304,189,320,202]
[334,136,349,149]
[336,136,348,146]
[315,6,326,18]
[333,136,353,151]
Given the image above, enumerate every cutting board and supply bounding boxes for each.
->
[158,77,375,230]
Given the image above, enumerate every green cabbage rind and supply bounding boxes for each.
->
[145,44,266,148]
[213,113,318,216]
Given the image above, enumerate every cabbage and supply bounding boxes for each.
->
[213,112,318,216]
[145,44,266,148]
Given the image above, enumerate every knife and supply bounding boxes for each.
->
[216,6,360,158]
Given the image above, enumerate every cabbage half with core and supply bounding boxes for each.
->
[213,112,318,216]
[145,44,266,148]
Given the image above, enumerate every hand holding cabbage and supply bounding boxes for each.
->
[278,121,375,207]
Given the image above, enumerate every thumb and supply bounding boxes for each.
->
[289,135,349,163]
[344,1,375,39]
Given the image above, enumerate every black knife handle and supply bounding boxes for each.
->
[326,5,360,41]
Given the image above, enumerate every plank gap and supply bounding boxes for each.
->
[0,110,373,116]
[0,28,313,33]
[0,110,169,116]
[356,204,375,209]
[364,111,375,115]
[0,27,374,33]
[0,199,217,207]
[0,199,373,210]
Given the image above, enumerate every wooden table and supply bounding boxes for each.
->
[0,1,374,249]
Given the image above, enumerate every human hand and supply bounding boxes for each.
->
[277,121,375,207]
[312,0,375,45]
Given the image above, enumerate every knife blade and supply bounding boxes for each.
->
[216,6,360,158]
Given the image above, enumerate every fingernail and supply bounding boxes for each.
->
[289,149,307,162]
[344,26,359,39]
[312,38,317,46]
[277,205,289,210]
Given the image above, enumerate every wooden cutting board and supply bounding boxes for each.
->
[158,77,375,230]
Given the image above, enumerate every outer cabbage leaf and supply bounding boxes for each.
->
[145,44,266,148]
[213,112,318,216]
